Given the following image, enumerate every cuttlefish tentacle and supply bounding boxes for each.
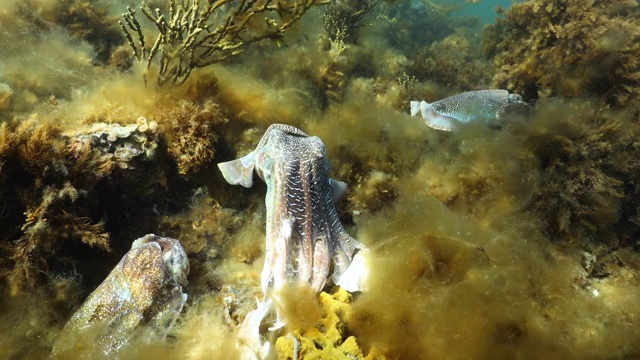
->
[237,298,272,358]
[310,236,330,291]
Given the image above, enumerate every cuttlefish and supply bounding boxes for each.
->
[218,124,367,359]
[410,89,529,131]
[52,234,189,357]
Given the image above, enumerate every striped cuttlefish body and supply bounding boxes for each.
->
[218,123,366,359]
[410,89,529,131]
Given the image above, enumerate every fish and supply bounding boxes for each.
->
[410,89,528,131]
[52,234,189,357]
[218,123,367,359]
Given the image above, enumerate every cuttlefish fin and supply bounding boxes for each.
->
[217,151,257,188]
[423,107,458,131]
[330,179,348,204]
[411,101,458,131]
[410,100,423,116]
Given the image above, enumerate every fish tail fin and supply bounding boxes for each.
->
[410,101,421,116]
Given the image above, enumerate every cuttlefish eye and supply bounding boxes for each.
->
[156,238,189,287]
[508,93,524,102]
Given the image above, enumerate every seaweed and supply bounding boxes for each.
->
[0,113,182,296]
[157,100,228,176]
[120,0,329,86]
[323,0,377,45]
[372,0,479,56]
[484,0,640,106]
[39,0,125,65]
[0,118,111,294]
[0,2,97,117]
[408,31,491,91]
[524,100,640,246]
[157,189,244,293]
[315,0,379,103]
[318,44,376,102]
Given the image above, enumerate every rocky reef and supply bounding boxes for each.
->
[0,114,171,294]
[1,0,640,359]
[524,100,640,247]
[408,31,491,91]
[484,0,640,106]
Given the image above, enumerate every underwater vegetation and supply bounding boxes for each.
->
[0,1,98,117]
[120,0,328,86]
[484,0,640,106]
[323,0,377,45]
[0,116,171,295]
[160,100,228,176]
[38,0,126,64]
[373,0,480,56]
[524,100,640,247]
[407,31,491,91]
[1,0,640,359]
[318,0,378,103]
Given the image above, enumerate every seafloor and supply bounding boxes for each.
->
[1,0,640,359]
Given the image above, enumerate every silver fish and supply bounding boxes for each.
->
[218,124,366,359]
[53,234,189,357]
[410,89,527,131]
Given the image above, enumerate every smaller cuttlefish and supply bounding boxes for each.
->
[410,89,529,131]
[218,124,367,359]
[53,234,189,357]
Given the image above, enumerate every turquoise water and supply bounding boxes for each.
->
[433,0,517,23]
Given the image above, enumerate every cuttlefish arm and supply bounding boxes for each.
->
[334,246,369,292]
[410,100,460,131]
[236,298,273,360]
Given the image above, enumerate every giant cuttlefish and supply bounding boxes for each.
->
[52,234,189,357]
[218,124,366,359]
[410,89,529,131]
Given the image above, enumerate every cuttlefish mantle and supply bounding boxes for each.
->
[218,123,367,359]
[410,89,529,131]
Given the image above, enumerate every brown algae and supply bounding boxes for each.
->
[1,0,640,359]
